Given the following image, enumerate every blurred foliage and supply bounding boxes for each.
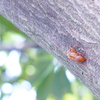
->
[0,15,97,100]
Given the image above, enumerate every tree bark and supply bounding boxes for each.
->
[0,0,100,99]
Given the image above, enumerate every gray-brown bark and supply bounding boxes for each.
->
[0,0,100,99]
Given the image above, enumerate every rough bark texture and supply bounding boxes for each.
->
[0,0,100,99]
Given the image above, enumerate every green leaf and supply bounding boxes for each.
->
[29,63,54,86]
[51,67,72,100]
[37,72,54,100]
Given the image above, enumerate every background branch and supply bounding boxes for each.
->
[0,43,40,51]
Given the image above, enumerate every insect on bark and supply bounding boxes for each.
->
[67,43,86,63]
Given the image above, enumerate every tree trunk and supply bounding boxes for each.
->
[0,0,100,99]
